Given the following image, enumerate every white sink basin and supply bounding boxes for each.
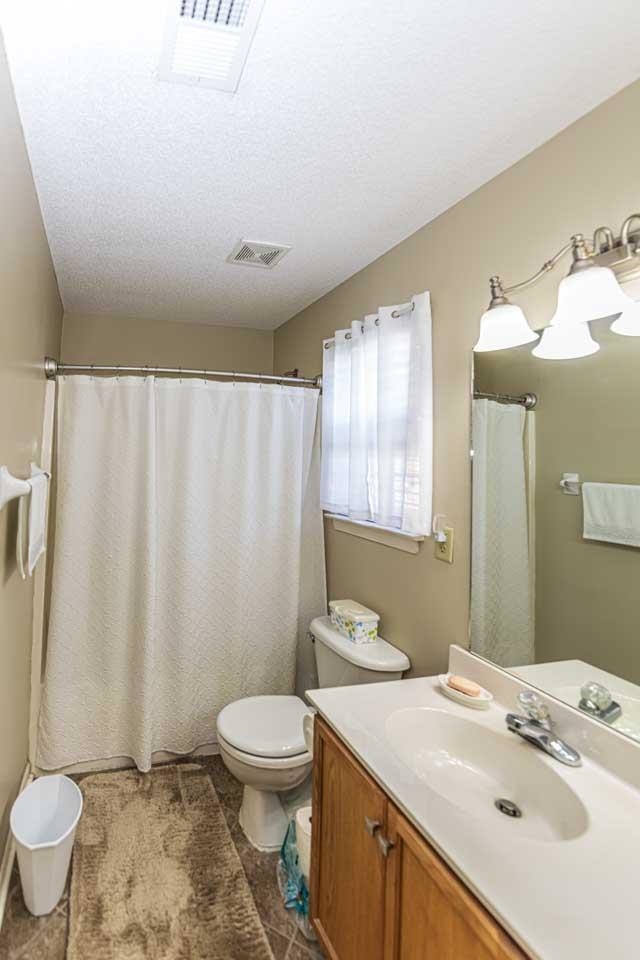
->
[385,707,589,842]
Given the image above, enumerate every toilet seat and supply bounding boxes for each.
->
[216,695,309,759]
[217,734,311,770]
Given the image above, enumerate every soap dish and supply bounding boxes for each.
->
[438,674,493,710]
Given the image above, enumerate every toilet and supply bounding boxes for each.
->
[216,614,410,850]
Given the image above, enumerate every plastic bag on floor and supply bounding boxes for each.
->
[277,818,316,941]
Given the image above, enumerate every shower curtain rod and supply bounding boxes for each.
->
[474,390,537,409]
[44,357,321,388]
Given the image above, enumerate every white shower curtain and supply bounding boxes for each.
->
[471,399,534,667]
[38,376,326,771]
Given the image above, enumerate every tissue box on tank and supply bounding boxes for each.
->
[328,599,380,644]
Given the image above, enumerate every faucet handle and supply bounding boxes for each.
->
[517,690,551,726]
[580,681,612,711]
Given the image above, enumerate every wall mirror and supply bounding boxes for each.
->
[471,316,640,742]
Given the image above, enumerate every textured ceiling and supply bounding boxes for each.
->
[2,1,639,330]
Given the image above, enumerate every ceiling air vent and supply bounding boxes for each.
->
[227,239,292,269]
[158,0,266,93]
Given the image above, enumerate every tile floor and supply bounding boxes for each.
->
[0,756,324,960]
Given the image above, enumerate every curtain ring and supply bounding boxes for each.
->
[179,366,183,384]
[391,302,415,319]
[116,364,120,381]
[90,364,94,380]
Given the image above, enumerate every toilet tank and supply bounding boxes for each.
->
[310,616,410,688]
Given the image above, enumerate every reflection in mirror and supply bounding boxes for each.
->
[471,317,640,743]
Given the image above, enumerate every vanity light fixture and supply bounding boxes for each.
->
[610,297,640,336]
[532,321,600,360]
[473,285,538,352]
[474,214,640,356]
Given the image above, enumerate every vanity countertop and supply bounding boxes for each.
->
[307,675,640,960]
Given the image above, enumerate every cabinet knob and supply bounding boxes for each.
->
[376,833,395,857]
[364,816,381,837]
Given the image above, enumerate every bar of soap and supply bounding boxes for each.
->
[447,675,482,697]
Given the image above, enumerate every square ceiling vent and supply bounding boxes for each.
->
[227,239,292,269]
[158,0,266,93]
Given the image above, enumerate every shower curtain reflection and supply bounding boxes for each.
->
[471,399,534,667]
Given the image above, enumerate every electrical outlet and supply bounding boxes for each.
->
[435,525,454,563]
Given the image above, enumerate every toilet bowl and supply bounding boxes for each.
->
[217,616,410,850]
[217,695,312,851]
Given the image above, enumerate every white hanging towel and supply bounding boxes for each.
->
[27,465,49,575]
[16,495,27,580]
[582,482,640,548]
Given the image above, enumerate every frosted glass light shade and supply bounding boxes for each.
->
[550,266,629,326]
[532,322,600,360]
[610,298,640,336]
[474,303,538,352]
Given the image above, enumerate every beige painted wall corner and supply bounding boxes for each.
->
[0,31,63,854]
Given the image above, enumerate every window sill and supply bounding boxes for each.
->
[324,513,425,554]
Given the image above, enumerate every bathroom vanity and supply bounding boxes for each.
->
[311,714,525,959]
[307,658,640,960]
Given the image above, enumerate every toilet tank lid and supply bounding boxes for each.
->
[310,616,410,673]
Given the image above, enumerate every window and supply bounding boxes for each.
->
[321,292,433,536]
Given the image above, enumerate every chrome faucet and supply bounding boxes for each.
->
[506,691,581,767]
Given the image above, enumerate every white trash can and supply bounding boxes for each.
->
[10,775,83,916]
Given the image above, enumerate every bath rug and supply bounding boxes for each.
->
[67,763,274,960]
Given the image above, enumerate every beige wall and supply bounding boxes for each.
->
[274,79,640,678]
[61,313,274,374]
[0,35,62,849]
[475,323,640,684]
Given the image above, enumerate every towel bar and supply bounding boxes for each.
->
[559,473,582,495]
[0,466,50,512]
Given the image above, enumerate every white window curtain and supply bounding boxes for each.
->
[321,291,433,535]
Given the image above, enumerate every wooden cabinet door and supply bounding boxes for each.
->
[384,804,527,960]
[311,717,388,960]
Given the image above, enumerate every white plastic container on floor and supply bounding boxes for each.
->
[10,775,83,916]
[296,805,312,882]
